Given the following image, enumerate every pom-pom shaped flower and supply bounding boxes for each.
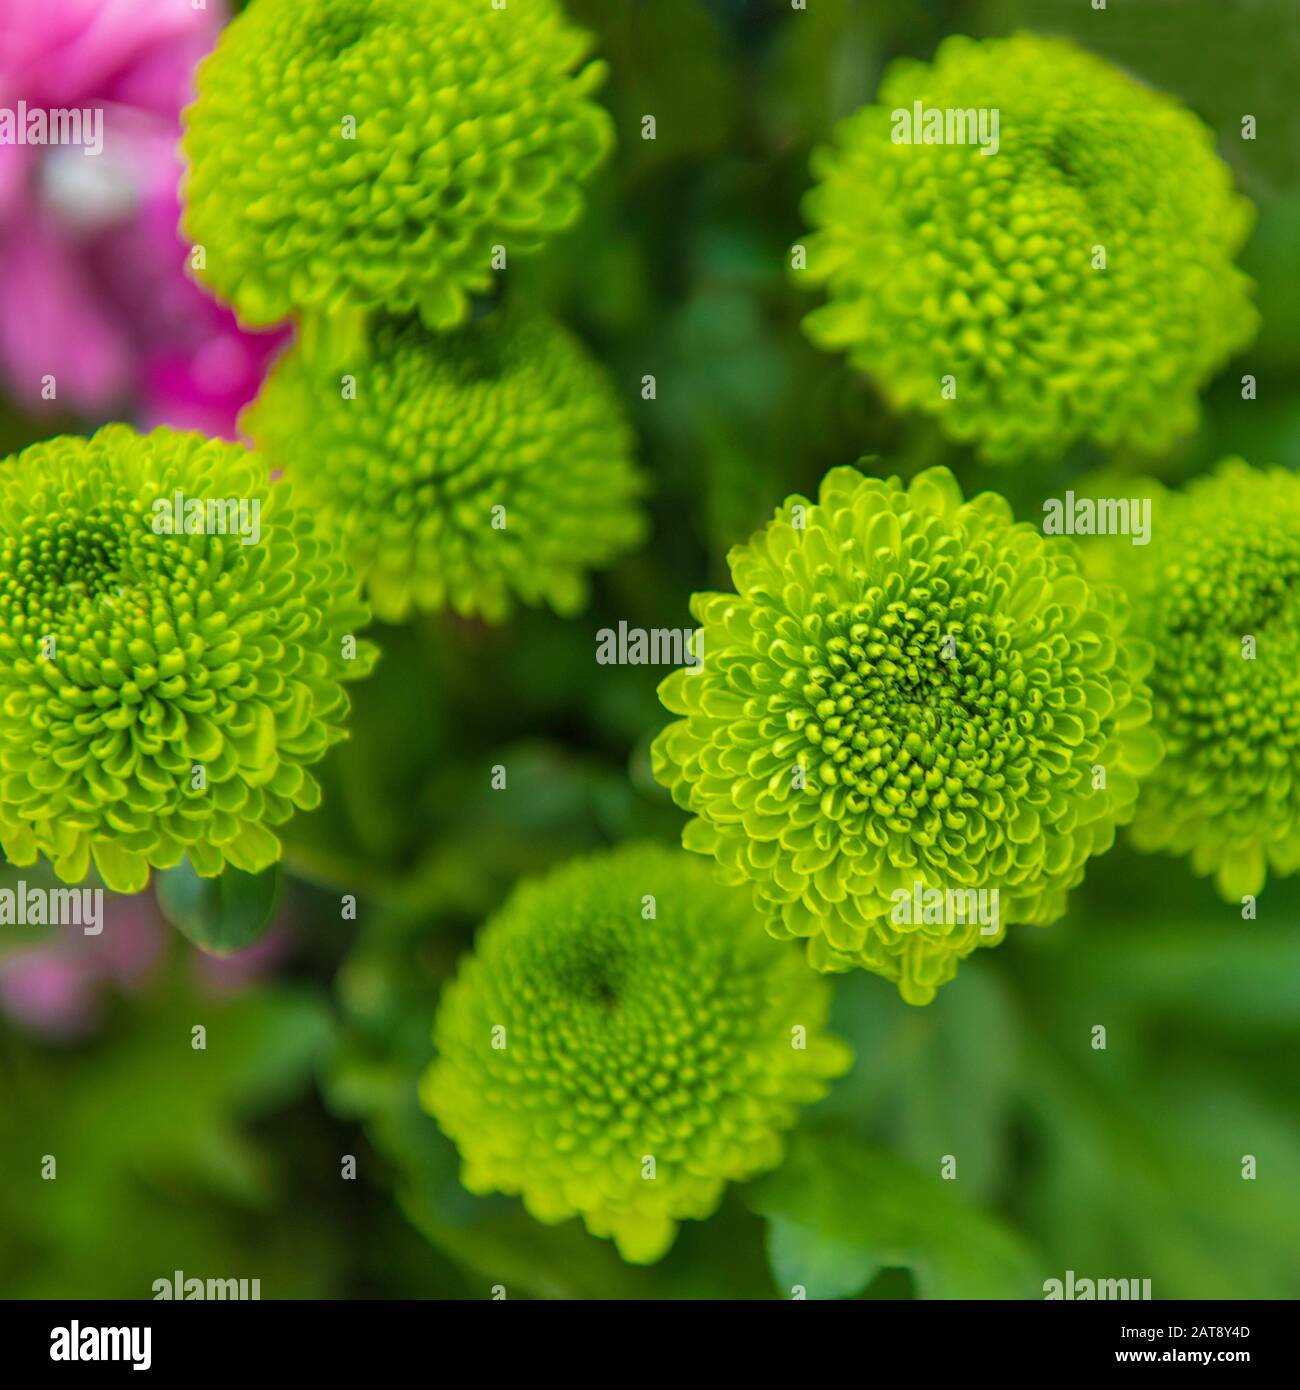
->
[796,33,1257,463]
[181,0,613,329]
[420,842,851,1263]
[652,466,1162,1004]
[243,308,646,622]
[0,425,375,893]
[1114,461,1300,900]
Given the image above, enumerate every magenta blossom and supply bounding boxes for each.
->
[0,885,298,1040]
[0,890,164,1040]
[0,0,286,435]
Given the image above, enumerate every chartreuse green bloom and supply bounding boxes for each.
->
[181,0,613,330]
[243,307,645,623]
[1114,461,1300,901]
[652,466,1162,1005]
[0,425,375,893]
[796,33,1257,463]
[420,842,851,1263]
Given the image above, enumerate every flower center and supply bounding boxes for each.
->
[798,588,1027,828]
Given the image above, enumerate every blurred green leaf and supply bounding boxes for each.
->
[747,1128,1043,1299]
[0,980,335,1296]
[1019,1048,1300,1300]
[818,963,1020,1201]
[157,861,281,957]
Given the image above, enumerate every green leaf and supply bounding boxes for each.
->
[747,1128,1043,1300]
[156,859,281,956]
[1018,1044,1300,1300]
[0,981,335,1296]
[1040,917,1300,1035]
[817,963,1020,1201]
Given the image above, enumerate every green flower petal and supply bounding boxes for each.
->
[795,33,1258,463]
[420,843,851,1264]
[0,425,374,891]
[1112,460,1300,901]
[652,464,1160,1002]
[181,0,613,329]
[244,308,646,623]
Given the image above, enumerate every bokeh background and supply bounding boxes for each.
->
[1,0,1297,1299]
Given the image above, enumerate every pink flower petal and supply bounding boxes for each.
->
[0,0,225,111]
[0,213,130,410]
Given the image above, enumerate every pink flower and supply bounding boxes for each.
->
[0,890,165,1040]
[0,0,286,436]
[0,882,299,1040]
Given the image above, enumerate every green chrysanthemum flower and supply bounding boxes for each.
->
[652,465,1162,1004]
[0,425,375,893]
[243,308,646,623]
[796,33,1257,463]
[420,842,851,1263]
[181,0,613,330]
[1113,460,1300,900]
